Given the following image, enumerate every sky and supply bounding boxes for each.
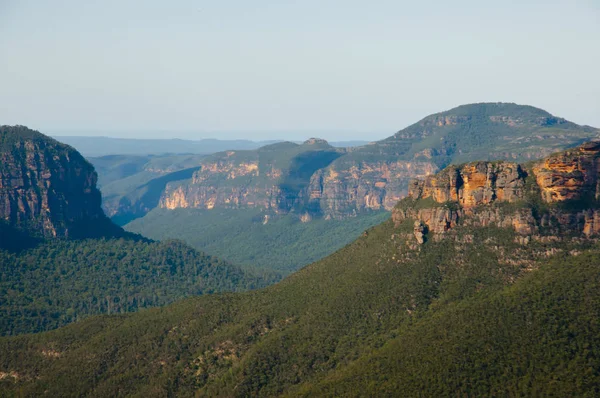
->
[0,0,599,141]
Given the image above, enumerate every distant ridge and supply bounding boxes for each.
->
[137,102,600,220]
[52,136,370,157]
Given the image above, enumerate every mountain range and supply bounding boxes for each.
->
[95,103,600,274]
[2,125,600,395]
[53,136,370,157]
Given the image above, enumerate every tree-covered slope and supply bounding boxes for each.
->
[297,250,600,397]
[93,104,600,278]
[0,126,269,336]
[125,207,390,275]
[0,238,267,336]
[2,205,599,396]
[3,128,600,396]
[343,102,599,166]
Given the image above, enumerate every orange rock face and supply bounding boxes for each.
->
[533,142,600,203]
[409,161,526,207]
[583,210,600,236]
[395,141,600,242]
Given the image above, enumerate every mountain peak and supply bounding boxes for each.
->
[303,137,329,146]
[438,102,553,118]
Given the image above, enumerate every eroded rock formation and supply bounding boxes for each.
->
[149,103,599,221]
[393,141,600,241]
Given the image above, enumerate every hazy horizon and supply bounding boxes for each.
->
[1,1,599,140]
[49,129,384,142]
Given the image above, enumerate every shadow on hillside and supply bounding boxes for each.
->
[278,150,342,213]
[0,222,43,252]
[0,216,151,253]
[110,166,201,226]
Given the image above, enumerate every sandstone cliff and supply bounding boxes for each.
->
[0,126,121,240]
[148,103,599,221]
[159,140,343,214]
[393,141,600,241]
[306,160,438,219]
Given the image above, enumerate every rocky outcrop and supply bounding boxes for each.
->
[0,126,119,239]
[152,103,599,221]
[533,141,600,203]
[393,141,600,242]
[307,160,438,219]
[413,221,427,244]
[158,155,438,219]
[408,161,526,206]
[159,158,287,212]
[159,141,343,214]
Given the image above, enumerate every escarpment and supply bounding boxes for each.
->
[393,141,600,242]
[159,141,342,213]
[0,125,121,241]
[306,160,438,218]
[149,103,599,221]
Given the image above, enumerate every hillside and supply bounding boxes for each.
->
[307,102,600,218]
[111,103,600,224]
[91,153,206,190]
[2,142,600,396]
[126,207,389,275]
[0,126,268,335]
[0,239,266,336]
[120,103,599,274]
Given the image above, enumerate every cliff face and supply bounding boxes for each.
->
[159,141,343,215]
[393,141,600,241]
[161,158,274,210]
[407,161,527,207]
[533,141,600,203]
[148,103,599,221]
[0,126,117,239]
[306,160,438,219]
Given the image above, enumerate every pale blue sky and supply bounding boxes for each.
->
[0,0,598,140]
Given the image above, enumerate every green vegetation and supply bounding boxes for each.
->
[0,238,269,336]
[0,125,79,173]
[1,118,598,395]
[1,125,64,153]
[0,126,271,337]
[2,210,599,396]
[300,250,600,397]
[90,154,156,188]
[125,207,390,275]
[336,102,599,167]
